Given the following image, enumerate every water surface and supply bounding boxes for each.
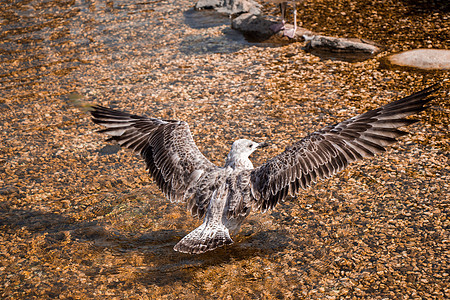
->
[1,0,449,298]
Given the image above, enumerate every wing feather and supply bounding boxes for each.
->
[90,105,218,218]
[249,84,440,213]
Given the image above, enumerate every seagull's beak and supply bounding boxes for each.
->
[257,141,269,149]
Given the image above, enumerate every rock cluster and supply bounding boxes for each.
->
[196,0,382,56]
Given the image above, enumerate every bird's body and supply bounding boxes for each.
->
[89,84,440,254]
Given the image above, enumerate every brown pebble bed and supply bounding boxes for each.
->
[0,0,449,299]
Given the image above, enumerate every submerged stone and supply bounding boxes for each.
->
[387,49,450,70]
[99,144,121,155]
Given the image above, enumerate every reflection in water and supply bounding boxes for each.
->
[1,0,83,93]
[183,8,230,29]
[0,0,251,102]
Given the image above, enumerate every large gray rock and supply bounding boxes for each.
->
[387,49,450,70]
[195,0,261,16]
[304,35,382,54]
[231,12,275,40]
[231,12,313,42]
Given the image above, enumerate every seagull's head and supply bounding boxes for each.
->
[225,139,269,169]
[230,139,269,158]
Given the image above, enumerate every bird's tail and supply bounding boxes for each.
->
[174,222,233,254]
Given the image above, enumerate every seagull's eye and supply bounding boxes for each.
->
[248,144,253,148]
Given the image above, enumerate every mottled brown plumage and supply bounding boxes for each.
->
[90,84,440,254]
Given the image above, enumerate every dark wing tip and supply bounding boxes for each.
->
[387,83,441,107]
[248,83,443,213]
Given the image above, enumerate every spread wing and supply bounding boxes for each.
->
[246,84,440,213]
[90,105,218,218]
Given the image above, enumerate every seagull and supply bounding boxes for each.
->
[268,0,303,38]
[89,84,439,254]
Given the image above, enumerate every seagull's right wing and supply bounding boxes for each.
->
[247,84,440,213]
[90,106,218,218]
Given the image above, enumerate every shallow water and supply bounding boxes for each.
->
[1,0,449,298]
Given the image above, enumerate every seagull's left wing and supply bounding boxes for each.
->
[90,106,218,217]
[246,84,440,213]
